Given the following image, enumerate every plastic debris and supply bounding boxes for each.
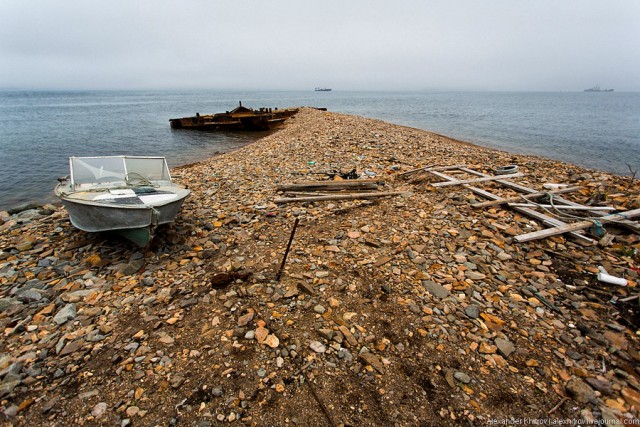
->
[597,266,628,287]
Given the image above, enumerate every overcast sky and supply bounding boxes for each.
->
[1,0,638,91]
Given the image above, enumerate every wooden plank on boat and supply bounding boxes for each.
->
[430,173,524,188]
[274,191,408,204]
[514,208,640,243]
[471,186,583,208]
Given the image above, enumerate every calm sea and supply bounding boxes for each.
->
[0,90,638,211]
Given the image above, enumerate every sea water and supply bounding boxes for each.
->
[0,90,638,210]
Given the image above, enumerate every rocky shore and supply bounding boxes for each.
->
[1,107,639,426]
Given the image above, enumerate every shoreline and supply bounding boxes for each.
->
[2,108,635,215]
[1,107,639,424]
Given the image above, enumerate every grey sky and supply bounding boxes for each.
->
[1,0,638,91]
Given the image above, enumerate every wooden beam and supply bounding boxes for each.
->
[283,191,333,197]
[471,186,583,208]
[507,203,615,211]
[514,208,640,242]
[430,173,524,188]
[425,165,465,172]
[274,191,408,204]
[395,164,436,178]
[616,220,640,234]
[277,180,381,192]
[458,167,535,193]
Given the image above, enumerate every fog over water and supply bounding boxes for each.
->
[1,1,638,92]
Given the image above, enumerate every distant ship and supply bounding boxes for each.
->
[315,87,332,92]
[584,84,613,92]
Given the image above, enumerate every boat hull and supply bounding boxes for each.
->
[169,107,298,131]
[56,186,189,246]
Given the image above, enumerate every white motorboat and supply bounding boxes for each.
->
[55,156,190,246]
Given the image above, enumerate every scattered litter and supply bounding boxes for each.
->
[309,168,359,179]
[597,266,628,287]
[495,165,519,175]
[340,169,359,180]
[543,183,569,190]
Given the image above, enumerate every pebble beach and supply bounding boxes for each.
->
[1,107,640,425]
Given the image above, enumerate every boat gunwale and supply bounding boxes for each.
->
[56,185,190,210]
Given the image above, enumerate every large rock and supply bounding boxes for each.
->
[422,280,450,299]
[494,337,515,358]
[464,305,480,319]
[566,378,596,403]
[16,289,43,303]
[0,379,21,398]
[0,298,24,316]
[53,303,77,325]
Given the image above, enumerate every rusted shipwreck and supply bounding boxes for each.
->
[169,102,298,131]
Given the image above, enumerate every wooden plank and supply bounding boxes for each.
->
[274,191,408,204]
[425,165,465,172]
[283,191,333,197]
[428,169,596,245]
[458,167,535,193]
[617,220,640,234]
[430,173,524,188]
[426,169,466,183]
[471,186,583,208]
[277,180,381,192]
[395,164,436,177]
[514,208,640,243]
[507,203,616,211]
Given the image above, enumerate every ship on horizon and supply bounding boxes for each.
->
[315,87,332,92]
[584,84,613,92]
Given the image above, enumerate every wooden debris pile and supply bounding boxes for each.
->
[401,164,640,246]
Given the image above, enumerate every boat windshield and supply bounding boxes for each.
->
[70,156,172,190]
